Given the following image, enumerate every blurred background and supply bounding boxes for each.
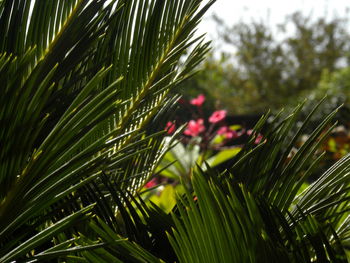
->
[149,0,350,211]
[178,0,350,117]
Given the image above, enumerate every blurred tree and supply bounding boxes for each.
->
[299,67,350,128]
[180,12,350,114]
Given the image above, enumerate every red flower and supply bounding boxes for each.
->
[145,178,157,188]
[165,121,176,134]
[217,126,238,139]
[190,94,205,106]
[209,110,226,123]
[178,98,186,104]
[184,118,205,137]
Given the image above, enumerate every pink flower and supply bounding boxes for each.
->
[217,126,230,135]
[246,129,254,136]
[209,110,226,123]
[190,94,205,106]
[255,134,263,144]
[217,126,238,139]
[247,129,264,144]
[165,121,176,134]
[184,118,205,137]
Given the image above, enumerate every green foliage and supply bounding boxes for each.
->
[294,67,350,134]
[1,1,350,262]
[316,67,350,105]
[169,102,350,262]
[91,101,350,263]
[0,0,214,261]
[117,101,350,262]
[156,138,241,186]
[169,168,349,262]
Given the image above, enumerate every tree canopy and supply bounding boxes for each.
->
[181,12,350,114]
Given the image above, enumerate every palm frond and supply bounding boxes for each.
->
[229,100,339,212]
[169,167,348,262]
[0,0,214,261]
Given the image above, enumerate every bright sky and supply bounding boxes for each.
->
[199,0,350,49]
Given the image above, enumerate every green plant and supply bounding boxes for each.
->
[2,0,350,262]
[140,101,350,262]
[93,101,350,262]
[0,0,214,261]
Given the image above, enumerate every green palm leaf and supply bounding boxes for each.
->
[0,0,214,261]
[169,167,348,262]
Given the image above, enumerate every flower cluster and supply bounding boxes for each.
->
[153,94,264,193]
[164,93,264,147]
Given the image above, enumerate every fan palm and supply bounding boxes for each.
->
[0,0,214,261]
